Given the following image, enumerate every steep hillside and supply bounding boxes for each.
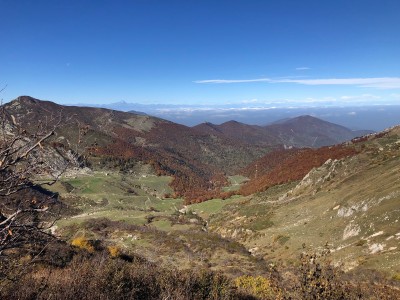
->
[239,145,359,195]
[205,125,400,277]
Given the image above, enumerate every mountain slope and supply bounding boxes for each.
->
[239,145,358,195]
[193,121,281,146]
[193,115,372,148]
[2,96,270,202]
[264,115,372,147]
[207,125,400,276]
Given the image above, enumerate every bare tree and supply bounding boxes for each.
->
[0,99,68,283]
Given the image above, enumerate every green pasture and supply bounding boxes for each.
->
[222,175,248,192]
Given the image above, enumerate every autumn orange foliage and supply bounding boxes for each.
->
[239,145,358,195]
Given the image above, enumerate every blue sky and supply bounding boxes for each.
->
[1,0,400,107]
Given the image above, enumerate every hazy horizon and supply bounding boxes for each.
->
[4,94,399,131]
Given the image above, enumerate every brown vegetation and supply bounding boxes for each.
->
[1,249,243,300]
[2,243,399,299]
[240,145,358,195]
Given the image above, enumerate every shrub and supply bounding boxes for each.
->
[355,239,367,246]
[297,252,347,300]
[1,253,248,300]
[71,237,95,253]
[107,245,121,258]
[392,273,400,281]
[235,275,278,299]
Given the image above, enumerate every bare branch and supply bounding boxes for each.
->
[10,130,55,165]
[0,207,49,227]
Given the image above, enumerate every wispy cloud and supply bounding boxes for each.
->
[390,93,400,99]
[295,67,310,70]
[340,94,381,101]
[193,78,271,84]
[241,98,260,103]
[195,76,400,89]
[276,77,400,89]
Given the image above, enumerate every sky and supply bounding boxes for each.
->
[1,0,400,107]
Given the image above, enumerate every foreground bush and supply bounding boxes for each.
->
[2,244,400,299]
[71,236,95,253]
[1,252,244,300]
[235,275,280,299]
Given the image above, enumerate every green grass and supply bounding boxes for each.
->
[46,171,184,231]
[247,217,274,231]
[222,175,249,192]
[188,195,244,219]
[45,169,266,276]
[151,219,173,231]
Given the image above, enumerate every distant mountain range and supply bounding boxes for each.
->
[193,115,372,148]
[76,100,400,131]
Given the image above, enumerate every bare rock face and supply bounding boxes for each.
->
[278,158,344,203]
